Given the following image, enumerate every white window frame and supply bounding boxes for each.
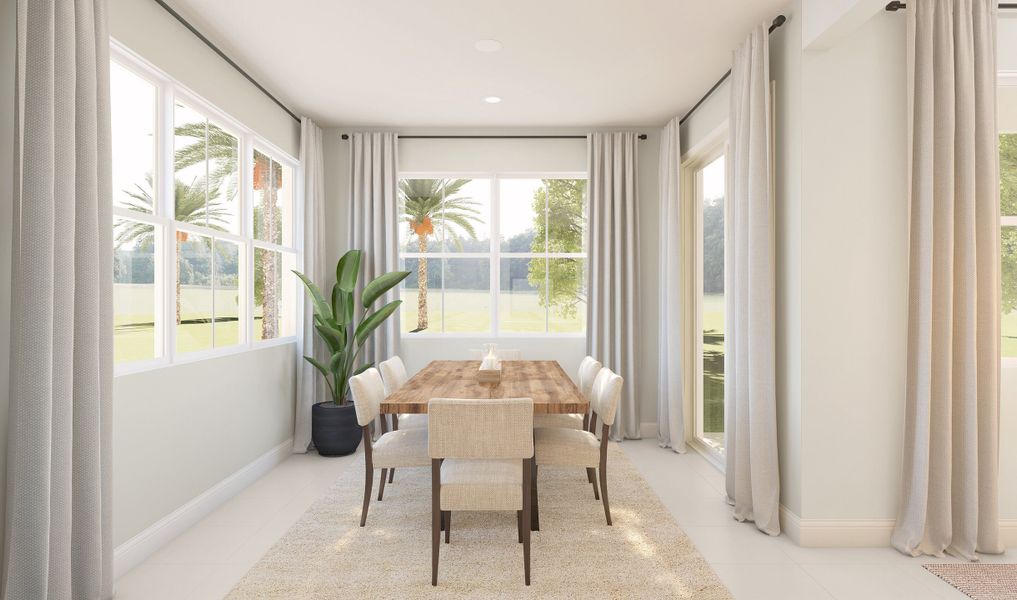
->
[682,130,728,468]
[112,41,302,377]
[1001,71,1017,368]
[398,171,588,338]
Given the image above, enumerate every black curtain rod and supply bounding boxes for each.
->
[340,134,648,140]
[678,14,787,127]
[885,1,1017,9]
[151,0,301,123]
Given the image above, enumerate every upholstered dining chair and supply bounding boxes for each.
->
[379,356,427,430]
[533,367,623,525]
[428,397,534,586]
[349,368,429,527]
[533,355,602,431]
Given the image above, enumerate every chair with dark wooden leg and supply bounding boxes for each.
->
[379,355,427,485]
[533,367,624,526]
[350,368,430,527]
[533,355,601,431]
[428,397,534,586]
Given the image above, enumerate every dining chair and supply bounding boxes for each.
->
[379,356,427,430]
[533,355,602,431]
[428,397,534,586]
[533,367,624,525]
[349,368,429,527]
[467,348,522,360]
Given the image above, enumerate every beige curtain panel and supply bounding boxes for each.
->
[587,132,641,441]
[724,24,781,536]
[348,132,401,367]
[294,118,327,453]
[892,0,1003,560]
[657,117,687,452]
[4,0,114,597]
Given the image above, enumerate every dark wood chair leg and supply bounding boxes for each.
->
[432,459,441,586]
[522,458,532,586]
[378,468,388,501]
[587,467,599,499]
[444,511,451,544]
[600,424,611,526]
[586,467,594,483]
[530,462,540,531]
[360,428,373,527]
[388,468,395,483]
[517,510,523,543]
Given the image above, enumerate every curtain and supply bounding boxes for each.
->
[725,24,780,536]
[348,132,400,368]
[293,118,326,453]
[657,117,686,452]
[4,0,114,597]
[892,0,1002,560]
[587,132,641,441]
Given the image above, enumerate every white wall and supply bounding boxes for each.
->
[105,1,302,547]
[0,0,15,565]
[322,129,661,425]
[107,0,299,157]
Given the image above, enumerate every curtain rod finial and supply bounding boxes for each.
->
[771,14,787,29]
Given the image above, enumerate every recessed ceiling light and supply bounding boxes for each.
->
[475,39,503,53]
[484,96,502,104]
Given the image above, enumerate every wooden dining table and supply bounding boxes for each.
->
[380,359,585,532]
[380,360,587,415]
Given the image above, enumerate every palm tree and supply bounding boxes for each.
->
[115,174,230,324]
[399,178,482,331]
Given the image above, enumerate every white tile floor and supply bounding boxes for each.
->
[115,439,1013,599]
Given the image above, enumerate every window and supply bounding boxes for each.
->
[111,46,300,371]
[1003,132,1016,361]
[398,175,587,335]
[694,151,726,456]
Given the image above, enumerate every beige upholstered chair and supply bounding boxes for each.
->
[349,368,429,527]
[379,356,427,430]
[533,355,602,430]
[534,367,624,525]
[428,398,534,586]
[467,348,522,360]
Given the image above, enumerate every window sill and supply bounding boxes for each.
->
[114,336,298,378]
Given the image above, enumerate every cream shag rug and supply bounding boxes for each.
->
[923,564,1017,599]
[227,443,730,599]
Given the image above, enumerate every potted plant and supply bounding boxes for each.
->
[294,249,410,456]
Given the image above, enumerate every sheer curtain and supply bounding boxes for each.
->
[294,118,326,453]
[725,24,780,536]
[4,0,114,596]
[587,132,641,441]
[657,117,686,452]
[348,132,401,367]
[891,0,1002,560]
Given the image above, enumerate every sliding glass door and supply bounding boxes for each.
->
[695,151,726,458]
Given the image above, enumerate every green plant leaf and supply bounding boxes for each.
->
[336,250,362,292]
[362,270,411,309]
[333,284,354,325]
[353,363,373,376]
[329,350,346,375]
[355,300,402,346]
[314,323,343,353]
[293,271,333,322]
[304,355,330,379]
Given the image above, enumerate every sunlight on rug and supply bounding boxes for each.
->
[924,564,1017,600]
[227,443,731,599]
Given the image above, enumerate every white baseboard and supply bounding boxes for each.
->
[781,507,1017,549]
[639,422,658,438]
[113,438,293,579]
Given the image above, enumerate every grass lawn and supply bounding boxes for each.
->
[703,293,725,436]
[115,284,266,363]
[400,289,585,334]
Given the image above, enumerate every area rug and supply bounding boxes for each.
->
[227,443,731,599]
[923,564,1017,599]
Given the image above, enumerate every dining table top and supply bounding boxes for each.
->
[380,360,586,415]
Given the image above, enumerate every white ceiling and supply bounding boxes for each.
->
[165,0,789,128]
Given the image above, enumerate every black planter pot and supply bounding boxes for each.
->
[312,402,362,456]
